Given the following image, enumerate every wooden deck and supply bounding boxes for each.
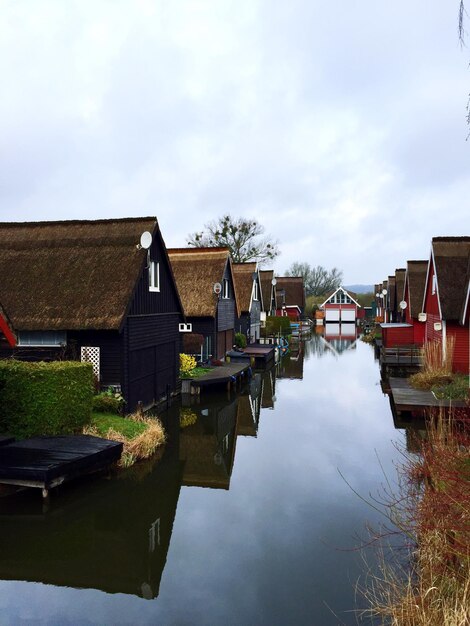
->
[181,363,251,394]
[0,435,123,497]
[389,377,468,415]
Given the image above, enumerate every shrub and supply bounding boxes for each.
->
[234,332,247,348]
[92,388,125,414]
[180,353,197,375]
[264,315,292,336]
[0,360,93,438]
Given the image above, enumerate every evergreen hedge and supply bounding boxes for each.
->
[0,360,94,438]
[264,316,292,336]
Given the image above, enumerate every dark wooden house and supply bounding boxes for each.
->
[232,262,262,343]
[0,217,184,411]
[168,247,238,361]
[259,270,277,317]
[421,236,470,374]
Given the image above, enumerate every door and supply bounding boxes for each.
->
[341,309,356,322]
[325,308,340,322]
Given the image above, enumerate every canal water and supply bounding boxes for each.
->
[0,330,407,625]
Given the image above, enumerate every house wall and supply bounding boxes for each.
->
[123,234,183,411]
[67,329,122,385]
[217,263,236,333]
[423,258,442,345]
[447,322,469,374]
[382,326,414,348]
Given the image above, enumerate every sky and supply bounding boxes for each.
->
[0,0,468,283]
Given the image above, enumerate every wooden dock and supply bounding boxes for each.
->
[389,377,469,416]
[0,435,123,498]
[241,344,276,366]
[381,347,422,367]
[181,363,251,395]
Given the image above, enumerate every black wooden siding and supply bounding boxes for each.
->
[128,233,181,317]
[217,262,236,332]
[67,330,122,385]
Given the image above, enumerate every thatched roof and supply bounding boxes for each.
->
[395,269,406,304]
[0,217,160,331]
[259,270,276,311]
[406,261,428,318]
[168,248,232,318]
[432,237,470,320]
[275,277,305,308]
[232,263,257,314]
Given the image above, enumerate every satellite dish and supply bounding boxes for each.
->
[271,278,277,286]
[140,231,152,250]
[399,300,407,310]
[213,282,222,295]
[382,289,387,296]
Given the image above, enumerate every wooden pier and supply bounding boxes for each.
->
[0,435,123,498]
[181,362,251,395]
[389,377,469,417]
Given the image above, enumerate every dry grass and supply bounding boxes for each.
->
[84,412,166,468]
[364,414,470,625]
[410,337,455,390]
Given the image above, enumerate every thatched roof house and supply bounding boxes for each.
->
[0,217,184,411]
[168,248,238,360]
[232,263,262,342]
[275,277,305,311]
[259,270,277,315]
[404,261,428,320]
[422,236,470,374]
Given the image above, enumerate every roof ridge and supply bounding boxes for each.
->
[0,216,157,228]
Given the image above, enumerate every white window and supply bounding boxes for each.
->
[432,274,437,296]
[149,261,160,292]
[18,331,66,346]
[253,281,259,301]
[223,278,229,299]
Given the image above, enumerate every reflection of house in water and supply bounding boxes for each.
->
[179,396,238,489]
[321,323,358,355]
[0,451,182,600]
[276,343,305,379]
[237,373,263,437]
[261,369,276,409]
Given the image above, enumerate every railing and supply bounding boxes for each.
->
[381,345,422,365]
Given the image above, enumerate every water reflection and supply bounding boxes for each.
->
[0,451,182,600]
[322,322,358,355]
[0,338,411,625]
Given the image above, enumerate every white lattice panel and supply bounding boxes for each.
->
[81,346,100,381]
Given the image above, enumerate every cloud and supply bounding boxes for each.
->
[0,0,468,282]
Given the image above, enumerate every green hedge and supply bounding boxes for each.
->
[0,360,94,438]
[264,316,292,336]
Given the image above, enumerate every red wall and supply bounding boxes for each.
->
[448,322,469,374]
[382,326,414,347]
[413,321,425,345]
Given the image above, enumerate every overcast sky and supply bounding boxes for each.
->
[0,1,468,283]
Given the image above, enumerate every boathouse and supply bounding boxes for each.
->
[259,270,277,317]
[168,248,238,361]
[422,237,470,374]
[232,263,262,343]
[319,286,360,323]
[275,277,305,320]
[0,217,184,411]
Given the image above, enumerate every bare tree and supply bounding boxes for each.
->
[285,262,343,296]
[187,215,279,264]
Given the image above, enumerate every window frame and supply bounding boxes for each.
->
[18,330,67,347]
[222,278,230,299]
[149,261,160,292]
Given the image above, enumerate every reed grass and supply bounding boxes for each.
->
[410,337,456,390]
[84,412,166,468]
[364,412,470,625]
